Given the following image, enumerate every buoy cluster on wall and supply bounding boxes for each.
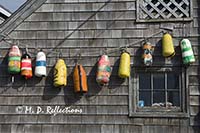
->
[6,33,195,93]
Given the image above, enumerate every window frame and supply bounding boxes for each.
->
[136,0,193,23]
[129,66,189,118]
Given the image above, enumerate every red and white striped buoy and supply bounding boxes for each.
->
[21,53,32,79]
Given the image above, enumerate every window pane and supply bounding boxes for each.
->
[153,73,165,90]
[139,73,151,90]
[168,91,180,106]
[139,91,151,106]
[167,73,179,89]
[153,91,165,103]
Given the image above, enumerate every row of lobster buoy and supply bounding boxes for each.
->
[97,33,196,86]
[7,33,195,91]
[96,51,131,86]
[8,45,47,80]
[53,59,88,93]
[142,33,195,66]
[162,33,195,65]
[52,51,130,93]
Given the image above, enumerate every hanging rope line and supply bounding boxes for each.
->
[0,0,188,60]
[1,29,167,58]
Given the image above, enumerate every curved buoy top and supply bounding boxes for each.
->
[36,51,46,61]
[9,45,21,57]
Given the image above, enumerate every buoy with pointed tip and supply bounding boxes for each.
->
[21,53,33,79]
[162,33,175,58]
[8,45,21,75]
[96,54,111,85]
[180,39,195,65]
[35,51,47,77]
[118,51,130,78]
[53,59,67,87]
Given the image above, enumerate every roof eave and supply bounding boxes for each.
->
[0,0,47,41]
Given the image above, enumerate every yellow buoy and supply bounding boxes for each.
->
[54,59,67,87]
[162,33,175,58]
[118,51,130,78]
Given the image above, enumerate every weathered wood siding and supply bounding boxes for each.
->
[0,0,200,132]
[0,17,4,24]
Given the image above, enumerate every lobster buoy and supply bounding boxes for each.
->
[118,51,130,78]
[8,45,21,74]
[21,53,33,79]
[142,42,153,66]
[53,59,67,87]
[96,55,111,85]
[73,64,88,93]
[35,51,47,77]
[162,33,175,58]
[180,39,195,65]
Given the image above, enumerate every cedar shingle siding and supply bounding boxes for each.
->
[0,0,200,132]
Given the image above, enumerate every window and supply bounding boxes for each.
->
[136,0,193,22]
[129,67,188,117]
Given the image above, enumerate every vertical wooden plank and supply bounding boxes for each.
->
[180,119,189,133]
[24,125,42,133]
[85,125,100,133]
[41,125,65,133]
[11,124,25,133]
[101,125,113,133]
[113,125,120,133]
[1,125,11,133]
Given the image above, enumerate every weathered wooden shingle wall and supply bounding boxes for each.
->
[0,0,200,132]
[0,17,4,25]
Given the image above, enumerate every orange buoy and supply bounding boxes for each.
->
[73,64,88,93]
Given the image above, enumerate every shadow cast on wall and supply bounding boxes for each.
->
[85,62,102,101]
[64,70,82,106]
[43,66,61,100]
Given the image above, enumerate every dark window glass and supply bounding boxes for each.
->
[139,73,151,90]
[167,73,179,89]
[153,73,165,90]
[168,91,180,106]
[153,91,165,103]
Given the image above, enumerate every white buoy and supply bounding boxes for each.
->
[35,51,47,77]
